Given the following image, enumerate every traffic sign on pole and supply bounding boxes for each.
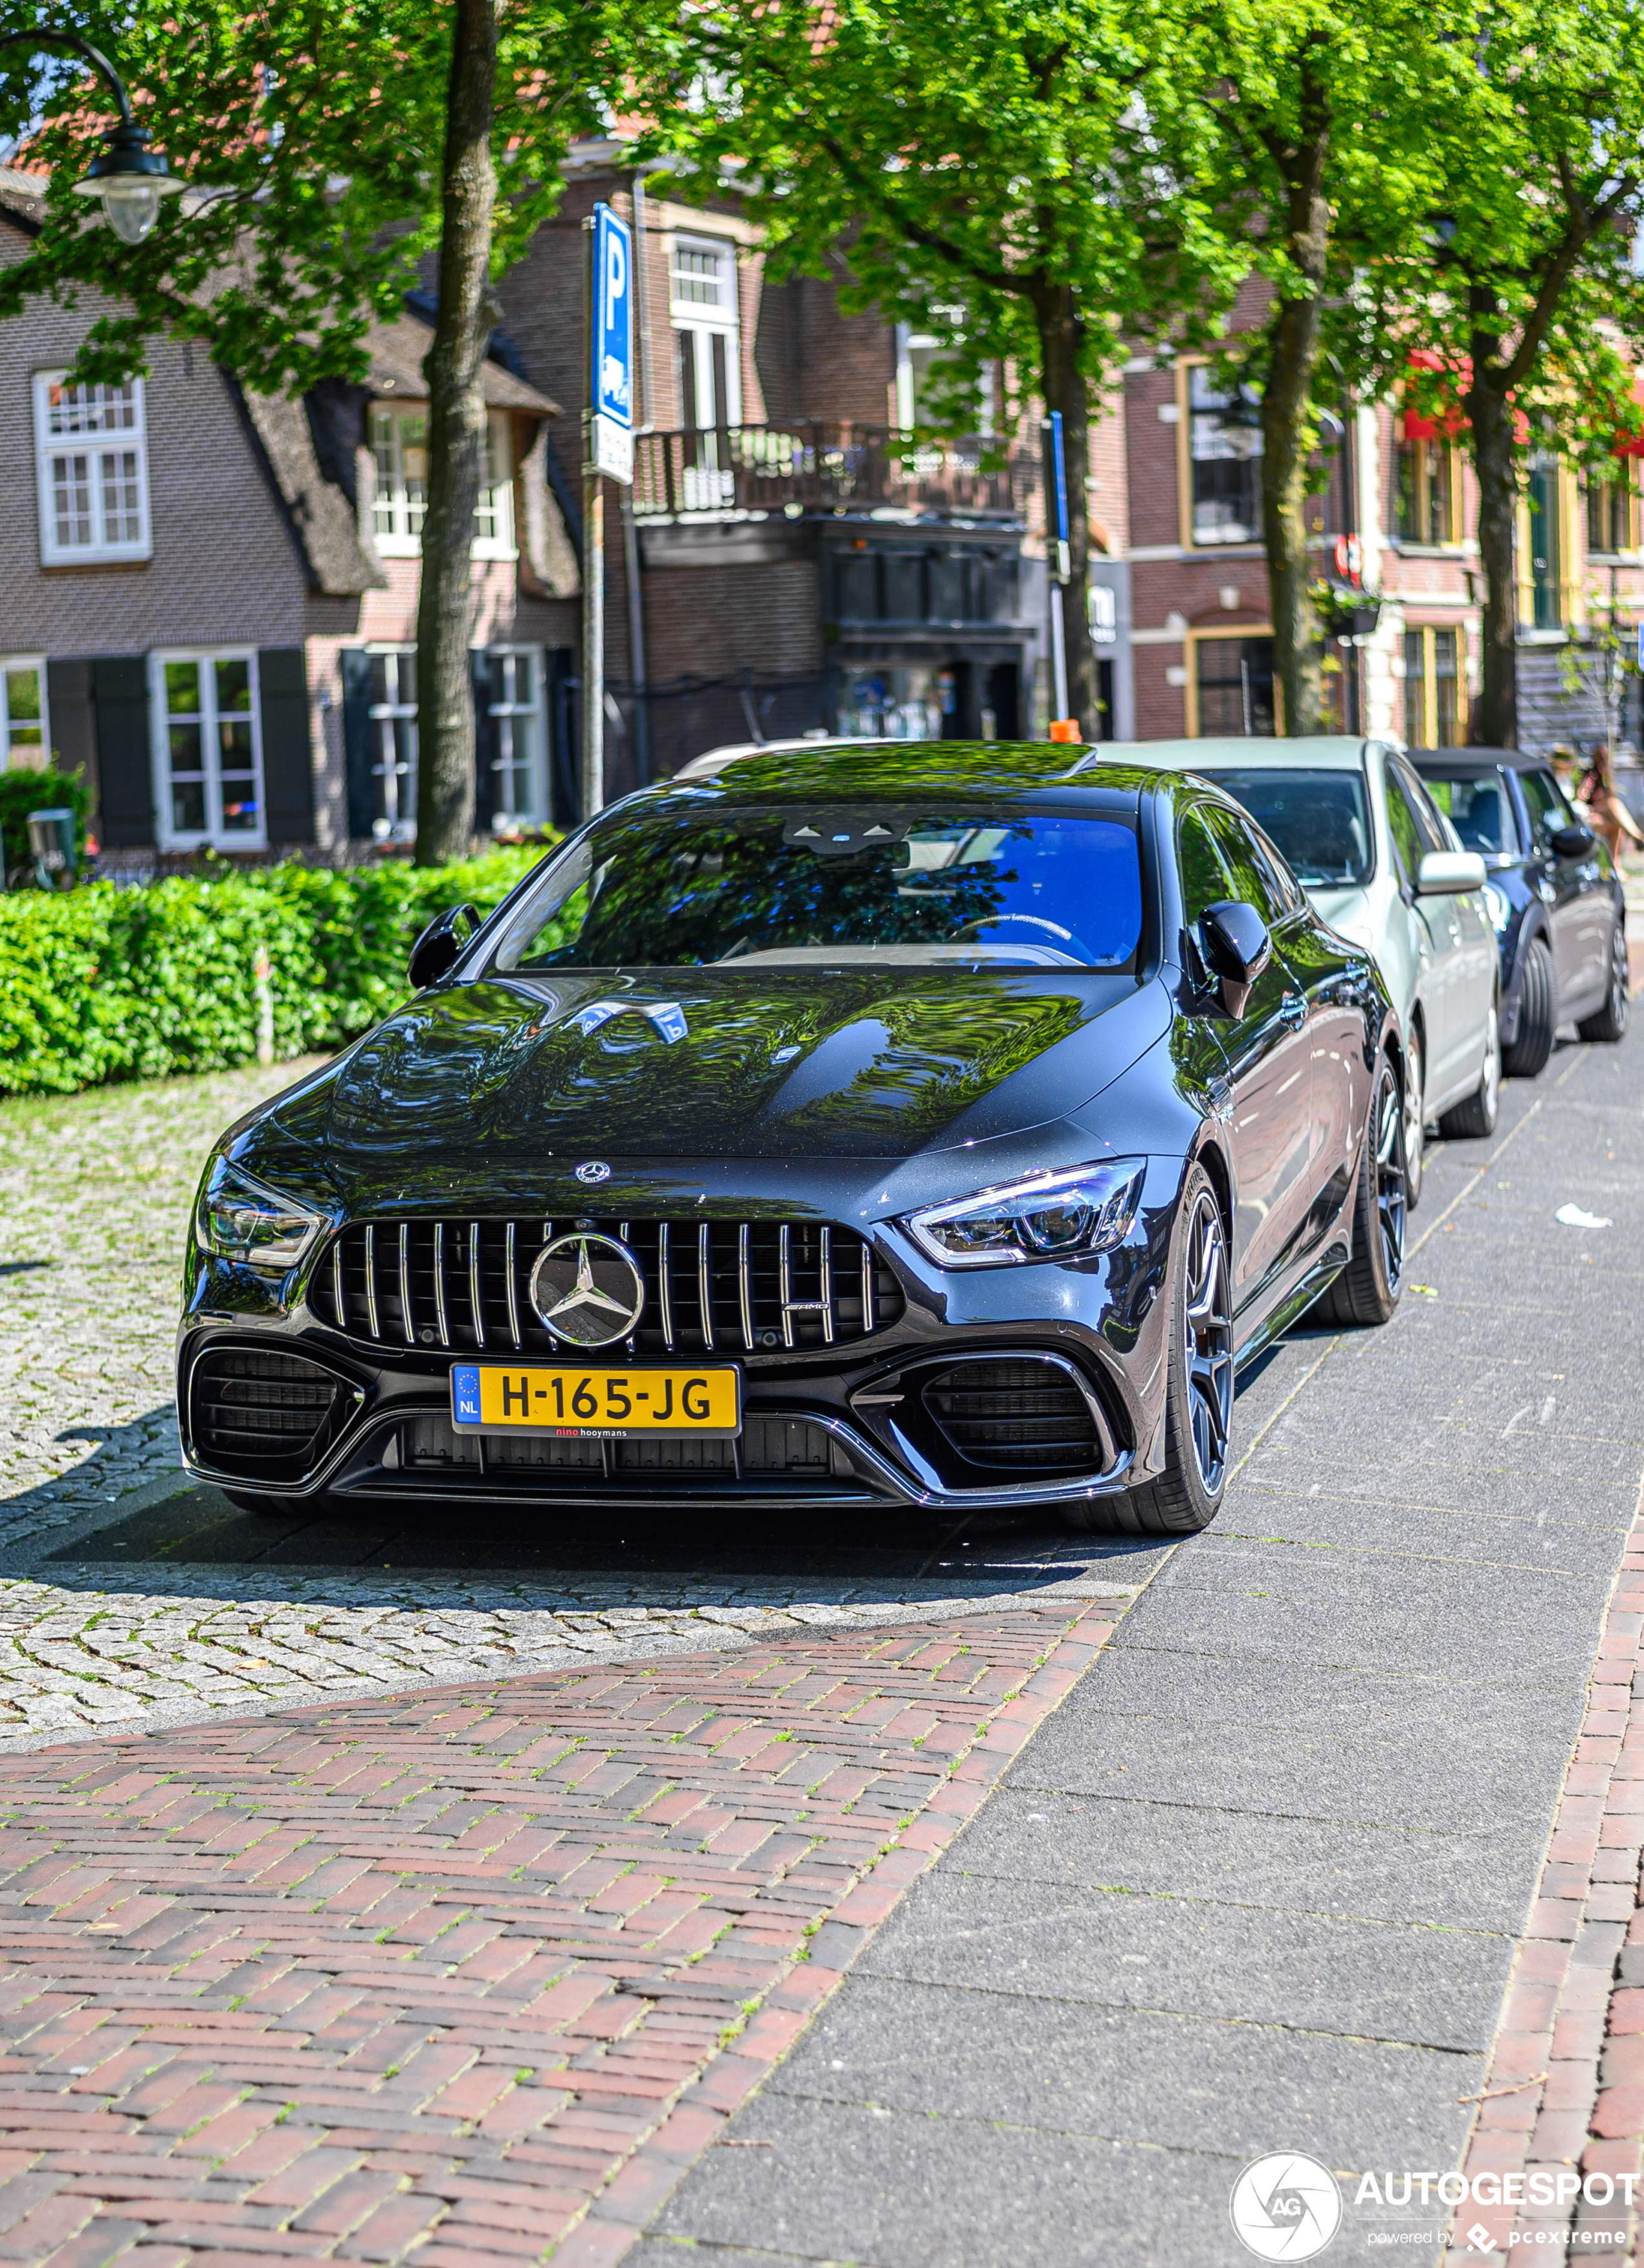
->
[589,202,634,486]
[582,201,636,823]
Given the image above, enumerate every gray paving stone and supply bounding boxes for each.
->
[951,1789,1527,1933]
[858,1869,1512,2051]
[772,1974,1482,2166]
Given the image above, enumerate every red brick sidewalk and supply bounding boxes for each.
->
[0,1598,1115,2267]
[1447,1490,1644,2260]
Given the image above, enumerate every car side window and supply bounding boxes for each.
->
[1392,757,1449,853]
[1205,806,1290,926]
[1177,807,1236,923]
[1520,767,1572,855]
[1382,759,1426,886]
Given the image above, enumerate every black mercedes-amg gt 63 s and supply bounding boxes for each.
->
[180,744,1404,1537]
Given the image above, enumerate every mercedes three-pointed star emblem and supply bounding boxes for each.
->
[528,1233,645,1348]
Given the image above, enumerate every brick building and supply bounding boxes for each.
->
[505,142,1052,791]
[0,171,586,868]
[1098,324,1644,756]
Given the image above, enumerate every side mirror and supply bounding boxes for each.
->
[1198,899,1272,1018]
[1550,822,1594,861]
[408,902,479,990]
[1416,849,1487,895]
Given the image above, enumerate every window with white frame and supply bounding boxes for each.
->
[34,373,151,565]
[151,652,266,849]
[670,237,740,430]
[0,660,49,770]
[368,406,514,556]
[365,646,418,840]
[486,647,548,828]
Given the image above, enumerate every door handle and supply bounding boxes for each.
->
[1280,993,1307,1028]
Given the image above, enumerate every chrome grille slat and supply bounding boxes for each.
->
[433,1222,450,1347]
[737,1224,754,1352]
[315,1217,901,1354]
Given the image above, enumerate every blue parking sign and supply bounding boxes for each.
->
[591,203,633,431]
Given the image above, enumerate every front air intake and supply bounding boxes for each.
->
[920,1357,1116,1476]
[189,1347,353,1482]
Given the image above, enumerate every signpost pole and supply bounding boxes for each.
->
[581,202,634,822]
[581,445,604,820]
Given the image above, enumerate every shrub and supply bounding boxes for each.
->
[0,844,547,1097]
[0,764,93,879]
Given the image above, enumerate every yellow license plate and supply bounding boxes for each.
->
[451,1363,740,1438]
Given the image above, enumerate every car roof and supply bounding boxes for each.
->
[1106,735,1377,774]
[648,738,1218,807]
[1408,747,1553,774]
[674,734,888,781]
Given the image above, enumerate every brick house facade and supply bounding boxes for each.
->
[0,172,579,869]
[1103,314,1644,757]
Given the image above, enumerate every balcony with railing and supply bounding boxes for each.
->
[631,423,1038,524]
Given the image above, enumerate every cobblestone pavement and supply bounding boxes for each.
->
[0,1062,1144,1748]
[0,1600,1112,2267]
[0,1058,330,1537]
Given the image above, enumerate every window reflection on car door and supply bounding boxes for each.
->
[1397,752,1496,1095]
[1520,766,1608,1010]
[1384,753,1464,1105]
[1183,803,1318,1317]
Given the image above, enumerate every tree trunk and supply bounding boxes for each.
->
[1259,76,1331,739]
[1467,337,1518,748]
[414,0,498,865]
[1033,280,1097,736]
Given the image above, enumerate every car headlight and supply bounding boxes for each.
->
[902,1158,1146,1269]
[1483,881,1511,933]
[194,1155,327,1272]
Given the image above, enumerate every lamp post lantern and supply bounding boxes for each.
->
[0,28,183,243]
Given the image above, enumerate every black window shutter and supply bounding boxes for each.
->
[471,648,497,835]
[340,648,375,841]
[90,657,155,848]
[257,647,316,847]
[44,659,98,808]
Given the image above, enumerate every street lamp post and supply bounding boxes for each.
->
[0,28,183,242]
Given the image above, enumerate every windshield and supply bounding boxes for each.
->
[489,804,1144,971]
[1208,768,1373,888]
[1421,770,1520,859]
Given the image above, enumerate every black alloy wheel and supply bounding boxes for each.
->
[1183,1188,1234,1499]
[1504,936,1555,1076]
[1578,923,1631,1044]
[1320,1051,1406,1328]
[1099,1165,1232,1537]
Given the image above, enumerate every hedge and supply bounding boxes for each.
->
[0,845,548,1097]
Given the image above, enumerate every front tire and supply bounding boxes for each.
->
[1403,1026,1425,1209]
[1577,923,1630,1043]
[1318,1050,1406,1328]
[1438,1000,1502,1140]
[1090,1167,1232,1537]
[1504,936,1555,1075]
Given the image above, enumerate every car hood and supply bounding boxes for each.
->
[276,968,1170,1172]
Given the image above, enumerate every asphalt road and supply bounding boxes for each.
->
[618,1029,1644,2265]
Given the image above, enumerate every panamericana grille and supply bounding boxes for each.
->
[921,1358,1115,1476]
[309,1217,904,1356]
[190,1348,351,1481]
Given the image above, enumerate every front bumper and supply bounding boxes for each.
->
[178,1213,1175,1517]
